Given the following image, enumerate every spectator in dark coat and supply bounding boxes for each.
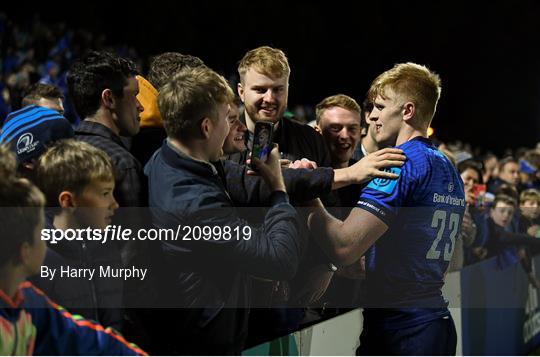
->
[67,51,146,208]
[144,66,303,355]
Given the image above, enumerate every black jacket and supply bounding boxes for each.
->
[220,159,334,206]
[75,121,147,207]
[143,140,304,353]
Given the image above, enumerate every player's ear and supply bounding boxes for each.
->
[314,124,322,134]
[402,102,415,121]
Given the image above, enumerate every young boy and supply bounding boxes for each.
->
[33,139,123,330]
[519,188,540,236]
[487,194,540,287]
[0,149,144,355]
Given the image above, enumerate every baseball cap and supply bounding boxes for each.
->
[454,151,473,165]
[520,159,537,174]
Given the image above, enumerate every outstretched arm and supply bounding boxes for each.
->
[332,148,405,190]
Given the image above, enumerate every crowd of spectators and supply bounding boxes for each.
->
[0,13,142,124]
[1,14,539,355]
[443,142,540,281]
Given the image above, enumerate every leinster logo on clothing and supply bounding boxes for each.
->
[16,132,39,155]
[366,167,401,194]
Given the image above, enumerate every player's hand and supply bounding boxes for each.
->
[288,158,318,170]
[336,256,366,280]
[251,144,286,192]
[346,148,406,184]
[292,263,334,306]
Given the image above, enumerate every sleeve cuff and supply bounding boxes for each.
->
[270,190,290,206]
[356,197,394,226]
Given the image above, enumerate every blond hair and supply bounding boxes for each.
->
[315,94,361,124]
[158,66,234,141]
[238,46,290,83]
[520,189,540,205]
[36,140,114,206]
[368,62,441,126]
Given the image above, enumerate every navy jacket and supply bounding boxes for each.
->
[143,140,303,352]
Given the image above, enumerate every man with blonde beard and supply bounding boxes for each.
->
[236,46,331,167]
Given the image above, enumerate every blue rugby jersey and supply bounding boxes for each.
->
[356,137,465,329]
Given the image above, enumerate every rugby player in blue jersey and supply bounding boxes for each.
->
[309,62,465,355]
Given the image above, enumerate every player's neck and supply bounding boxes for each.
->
[395,127,427,146]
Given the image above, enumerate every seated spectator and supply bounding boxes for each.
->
[519,150,540,191]
[488,194,518,244]
[488,157,520,194]
[0,105,74,181]
[21,83,65,114]
[451,159,490,269]
[482,153,499,185]
[39,60,68,98]
[519,189,540,237]
[485,194,540,285]
[0,150,145,355]
[32,139,124,331]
